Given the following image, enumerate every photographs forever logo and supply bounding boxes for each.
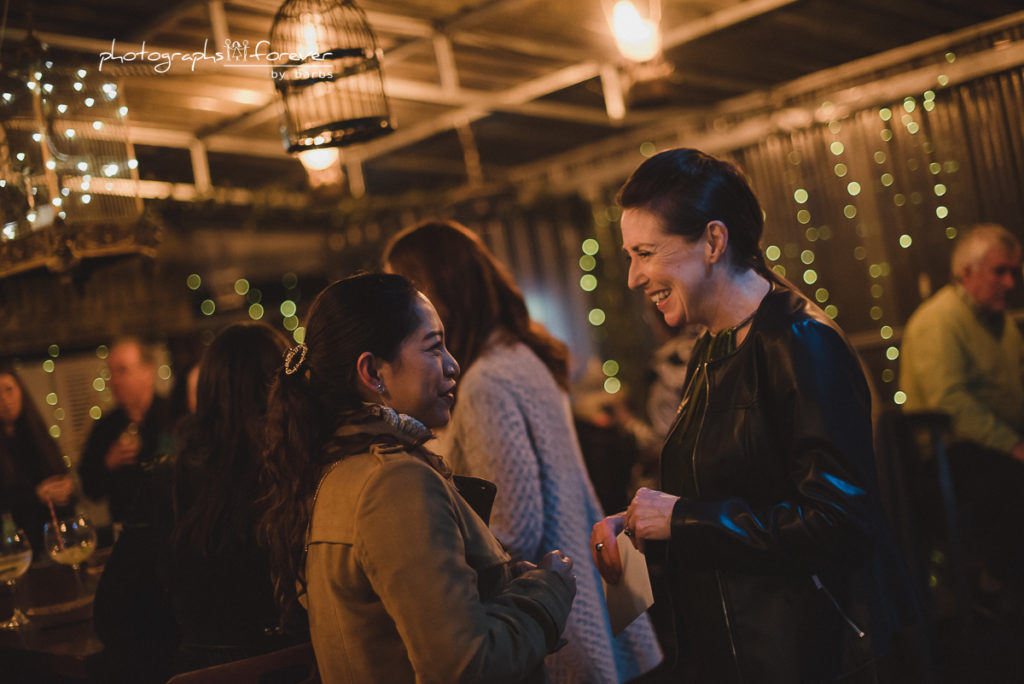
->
[98,39,335,79]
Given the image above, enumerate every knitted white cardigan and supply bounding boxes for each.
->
[437,341,662,683]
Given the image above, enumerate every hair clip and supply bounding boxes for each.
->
[283,343,308,375]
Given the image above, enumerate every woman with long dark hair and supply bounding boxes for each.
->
[384,221,662,684]
[259,272,575,684]
[591,148,917,683]
[163,322,295,670]
[0,364,75,554]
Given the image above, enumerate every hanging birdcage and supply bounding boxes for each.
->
[270,0,393,153]
[0,33,157,279]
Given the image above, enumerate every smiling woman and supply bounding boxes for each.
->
[594,148,920,684]
[369,297,459,431]
[258,272,577,684]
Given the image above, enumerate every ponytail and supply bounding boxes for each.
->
[258,272,422,630]
[258,362,331,628]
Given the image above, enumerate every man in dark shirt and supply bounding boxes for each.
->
[78,338,174,529]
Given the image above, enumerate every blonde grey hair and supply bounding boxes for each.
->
[951,223,1021,281]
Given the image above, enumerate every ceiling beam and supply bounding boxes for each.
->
[433,34,460,95]
[450,30,591,64]
[377,0,545,64]
[121,76,271,105]
[812,39,1024,122]
[661,0,798,48]
[106,123,286,158]
[189,141,213,194]
[503,24,1024,199]
[195,100,281,138]
[713,8,1024,117]
[239,0,438,38]
[11,118,288,158]
[601,64,626,121]
[120,71,617,139]
[365,154,476,177]
[504,100,623,127]
[128,0,207,41]
[345,0,800,165]
[208,0,232,49]
[60,175,308,206]
[237,0,589,67]
[348,60,603,162]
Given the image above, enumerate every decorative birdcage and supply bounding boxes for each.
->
[270,0,393,154]
[0,34,158,280]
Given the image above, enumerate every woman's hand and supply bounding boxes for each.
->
[539,549,576,597]
[36,474,74,506]
[624,487,678,545]
[591,513,625,585]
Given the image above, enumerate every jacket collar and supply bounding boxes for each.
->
[328,405,451,478]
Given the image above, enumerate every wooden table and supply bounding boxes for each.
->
[0,550,109,682]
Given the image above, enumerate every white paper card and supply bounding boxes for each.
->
[603,530,655,635]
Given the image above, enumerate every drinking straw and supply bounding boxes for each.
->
[46,498,65,552]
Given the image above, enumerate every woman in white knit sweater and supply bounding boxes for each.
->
[384,220,662,684]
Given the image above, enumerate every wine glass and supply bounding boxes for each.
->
[43,514,97,595]
[0,525,32,630]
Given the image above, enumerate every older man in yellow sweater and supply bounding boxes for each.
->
[901,224,1024,454]
[900,223,1024,602]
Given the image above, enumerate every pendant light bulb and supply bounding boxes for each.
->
[611,1,661,63]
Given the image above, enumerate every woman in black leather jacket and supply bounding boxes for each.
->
[591,148,917,683]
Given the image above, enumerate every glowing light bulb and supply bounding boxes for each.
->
[611,1,661,62]
[299,15,322,55]
[297,147,340,172]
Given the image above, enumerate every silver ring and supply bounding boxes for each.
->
[595,542,604,553]
[624,527,634,538]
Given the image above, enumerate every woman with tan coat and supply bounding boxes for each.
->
[260,273,576,684]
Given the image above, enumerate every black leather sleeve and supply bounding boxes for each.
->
[668,315,880,573]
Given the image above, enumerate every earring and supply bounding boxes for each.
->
[376,382,384,394]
